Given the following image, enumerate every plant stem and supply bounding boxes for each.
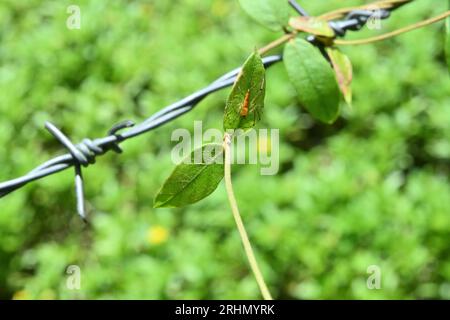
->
[257,0,415,54]
[334,10,450,46]
[318,0,413,21]
[222,133,273,301]
[259,32,296,56]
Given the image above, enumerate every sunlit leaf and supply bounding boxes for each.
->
[289,16,335,38]
[326,47,353,105]
[239,0,290,32]
[224,51,266,130]
[284,38,340,123]
[154,144,224,208]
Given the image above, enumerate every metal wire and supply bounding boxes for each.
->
[0,1,410,221]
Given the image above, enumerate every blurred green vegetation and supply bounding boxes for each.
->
[0,0,449,300]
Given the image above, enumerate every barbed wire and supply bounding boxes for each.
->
[0,1,410,221]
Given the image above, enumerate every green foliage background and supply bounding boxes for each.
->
[0,0,449,299]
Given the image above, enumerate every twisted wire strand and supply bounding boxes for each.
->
[0,1,410,220]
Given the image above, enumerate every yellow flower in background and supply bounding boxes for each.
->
[147,225,169,245]
[258,136,272,154]
[12,290,29,300]
[212,0,231,17]
[39,289,56,300]
[140,3,154,18]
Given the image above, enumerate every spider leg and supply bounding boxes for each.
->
[248,91,263,126]
[244,78,265,125]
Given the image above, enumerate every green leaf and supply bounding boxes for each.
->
[289,17,335,38]
[283,38,340,123]
[239,0,290,32]
[325,47,353,105]
[446,3,450,72]
[154,144,224,208]
[223,51,266,131]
